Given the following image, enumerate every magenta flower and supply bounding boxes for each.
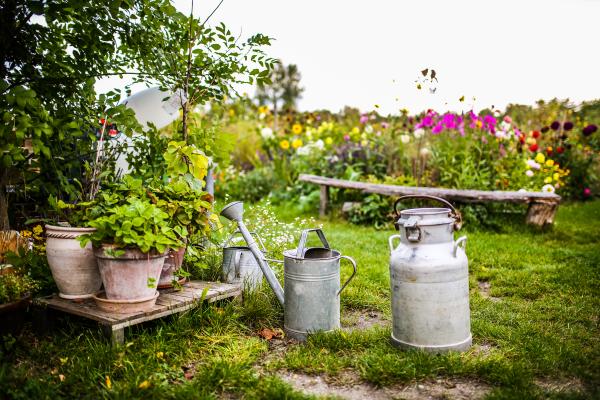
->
[483,115,497,132]
[343,134,351,141]
[432,123,443,134]
[359,114,369,124]
[442,113,456,129]
[583,188,591,197]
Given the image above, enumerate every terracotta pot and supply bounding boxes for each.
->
[158,245,186,287]
[93,291,159,314]
[94,245,167,300]
[45,225,101,299]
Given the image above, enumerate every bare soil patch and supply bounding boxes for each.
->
[477,281,502,302]
[279,370,492,400]
[341,309,388,332]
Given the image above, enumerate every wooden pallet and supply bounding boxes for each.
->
[34,281,241,345]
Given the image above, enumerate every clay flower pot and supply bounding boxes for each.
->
[45,225,101,299]
[158,245,187,288]
[93,245,168,300]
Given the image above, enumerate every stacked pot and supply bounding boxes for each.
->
[46,225,185,313]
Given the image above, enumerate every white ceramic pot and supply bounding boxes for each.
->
[45,225,101,299]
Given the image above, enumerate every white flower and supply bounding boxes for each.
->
[365,125,374,134]
[495,130,508,139]
[542,184,555,193]
[259,113,266,120]
[526,170,534,177]
[526,159,541,170]
[413,128,425,138]
[260,127,274,140]
[518,188,527,192]
[306,128,313,139]
[400,134,410,144]
[420,147,430,156]
[314,139,324,150]
[296,146,311,156]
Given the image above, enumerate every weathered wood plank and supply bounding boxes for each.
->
[35,281,240,331]
[299,174,561,204]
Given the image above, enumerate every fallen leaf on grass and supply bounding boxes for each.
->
[259,328,284,340]
[184,371,194,380]
[58,374,65,382]
[138,380,151,389]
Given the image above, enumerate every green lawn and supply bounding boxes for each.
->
[1,201,599,399]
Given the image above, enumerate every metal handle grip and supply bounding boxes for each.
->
[393,195,462,231]
[453,236,467,258]
[233,251,242,278]
[296,228,330,257]
[225,230,267,252]
[388,234,401,253]
[337,255,357,296]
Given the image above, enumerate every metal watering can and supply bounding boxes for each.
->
[220,201,357,341]
[222,231,266,291]
[388,195,471,353]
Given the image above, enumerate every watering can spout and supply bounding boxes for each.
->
[220,201,285,306]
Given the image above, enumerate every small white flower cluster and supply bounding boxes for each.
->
[296,139,325,156]
[260,126,274,140]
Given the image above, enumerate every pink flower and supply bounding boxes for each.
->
[359,114,369,124]
[381,122,389,129]
[442,113,456,129]
[343,134,350,141]
[504,116,512,124]
[432,123,443,134]
[583,188,591,197]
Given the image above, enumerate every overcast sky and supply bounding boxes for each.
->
[96,0,600,115]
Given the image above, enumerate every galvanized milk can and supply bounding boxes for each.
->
[389,195,471,353]
[283,229,357,340]
[222,231,266,291]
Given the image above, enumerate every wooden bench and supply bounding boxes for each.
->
[298,174,561,226]
[34,281,241,345]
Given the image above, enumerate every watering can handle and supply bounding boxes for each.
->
[296,228,330,257]
[393,195,462,230]
[337,255,357,296]
[225,231,267,252]
[233,251,242,278]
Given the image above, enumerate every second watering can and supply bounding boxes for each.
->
[283,228,357,340]
[222,231,266,291]
[389,195,471,353]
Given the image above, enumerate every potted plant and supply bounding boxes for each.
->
[0,263,38,336]
[45,199,101,299]
[79,192,183,313]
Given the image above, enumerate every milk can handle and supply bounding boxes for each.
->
[388,234,401,253]
[453,236,467,258]
[393,195,462,230]
[337,255,357,296]
[224,230,267,252]
[296,228,330,257]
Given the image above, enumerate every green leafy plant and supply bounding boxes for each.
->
[0,267,38,304]
[79,197,182,254]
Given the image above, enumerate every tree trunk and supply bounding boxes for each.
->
[0,169,10,230]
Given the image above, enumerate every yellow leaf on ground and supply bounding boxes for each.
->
[138,380,151,389]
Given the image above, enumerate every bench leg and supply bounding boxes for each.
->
[101,324,124,347]
[526,200,559,226]
[32,305,53,335]
[320,185,329,218]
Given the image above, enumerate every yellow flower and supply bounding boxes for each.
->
[535,153,545,164]
[292,123,303,134]
[33,225,43,235]
[138,380,151,389]
[544,176,553,184]
[526,137,536,145]
[105,375,112,390]
[361,139,368,146]
[20,230,32,238]
[553,173,560,181]
[545,159,554,167]
[476,120,483,129]
[156,352,164,359]
[325,137,333,145]
[352,127,360,134]
[279,140,290,150]
[292,139,303,149]
[228,109,235,117]
[258,105,269,115]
